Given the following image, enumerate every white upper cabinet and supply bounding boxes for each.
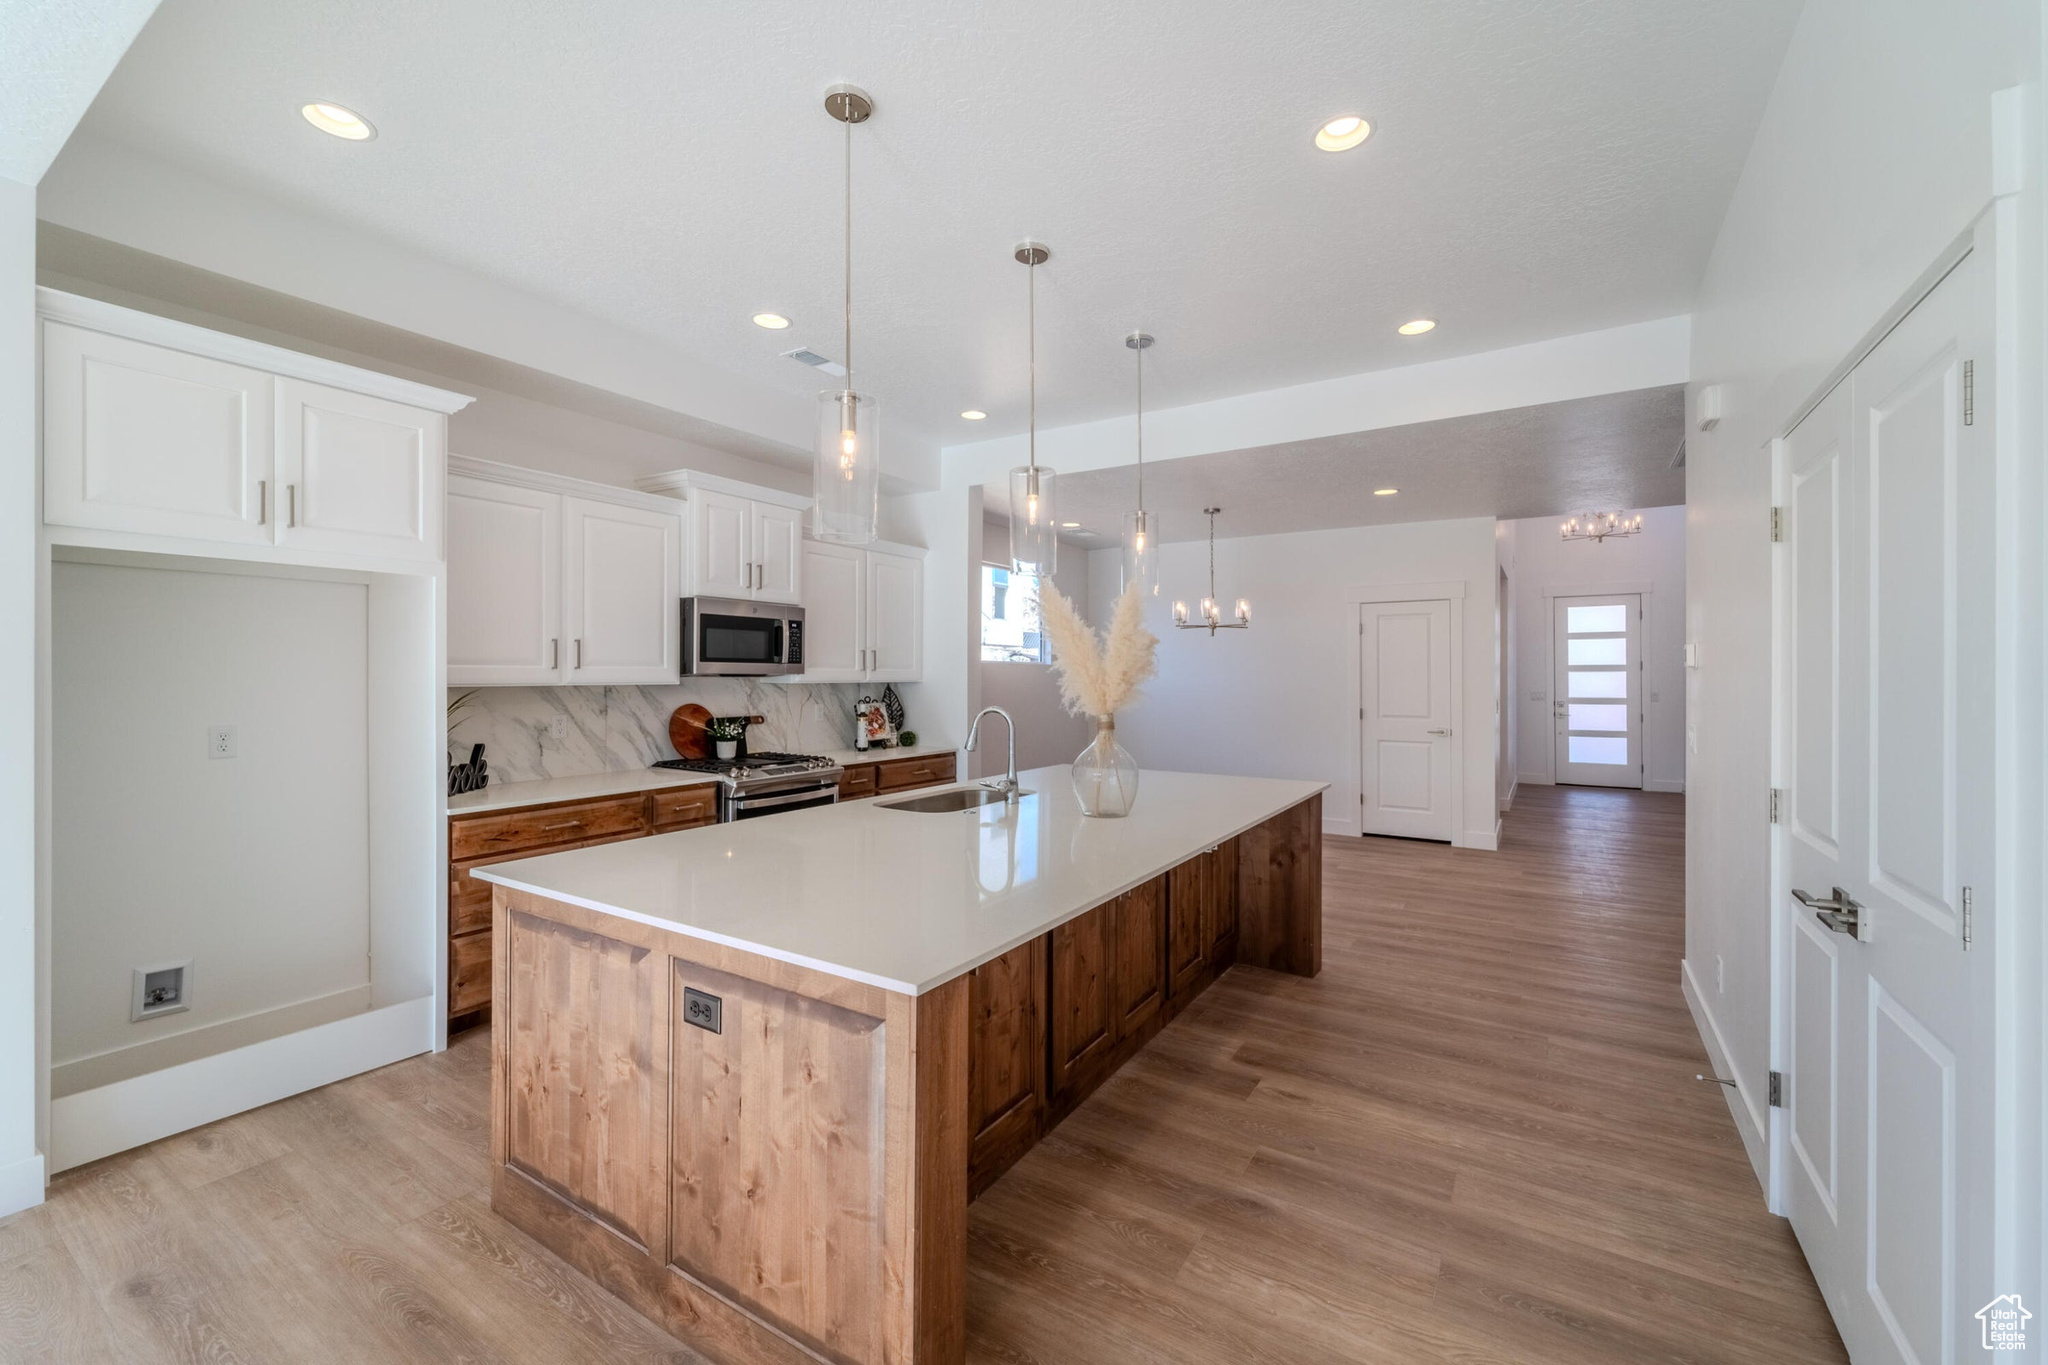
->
[38,291,468,570]
[865,548,924,682]
[446,477,563,686]
[43,322,275,546]
[563,495,681,685]
[796,541,867,682]
[691,487,752,599]
[274,378,442,562]
[752,502,803,603]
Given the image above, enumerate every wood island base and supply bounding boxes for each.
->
[488,794,1321,1365]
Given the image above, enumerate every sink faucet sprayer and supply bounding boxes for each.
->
[965,707,1020,804]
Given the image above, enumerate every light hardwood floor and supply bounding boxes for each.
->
[0,785,1843,1364]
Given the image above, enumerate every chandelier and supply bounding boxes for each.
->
[1173,508,1249,633]
[1560,510,1643,544]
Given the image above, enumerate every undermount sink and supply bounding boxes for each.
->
[877,786,1028,813]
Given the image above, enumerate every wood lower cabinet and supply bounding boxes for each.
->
[1205,838,1240,959]
[1167,854,1209,997]
[966,938,1046,1197]
[1112,876,1168,1037]
[1048,903,1118,1098]
[872,752,956,793]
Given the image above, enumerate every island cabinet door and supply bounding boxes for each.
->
[1048,902,1118,1097]
[1112,876,1167,1038]
[1205,838,1241,961]
[967,937,1047,1196]
[1167,854,1209,998]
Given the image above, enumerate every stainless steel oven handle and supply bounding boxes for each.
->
[728,785,841,814]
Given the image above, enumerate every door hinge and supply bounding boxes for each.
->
[1963,359,1974,426]
[1962,885,1973,950]
[1768,788,1784,823]
[1769,1071,1784,1108]
[1769,506,1786,542]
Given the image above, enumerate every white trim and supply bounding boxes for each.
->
[1498,778,1517,812]
[43,523,441,579]
[638,466,813,511]
[1682,958,1771,1197]
[1346,586,1469,848]
[0,1152,46,1219]
[1464,824,1501,851]
[48,996,433,1173]
[36,288,473,414]
[1345,579,1466,603]
[1322,817,1360,840]
[1545,587,1654,790]
[1539,579,1656,602]
[1518,770,1553,786]
[1646,778,1687,793]
[450,453,685,515]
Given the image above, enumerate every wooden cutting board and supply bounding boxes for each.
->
[668,705,713,760]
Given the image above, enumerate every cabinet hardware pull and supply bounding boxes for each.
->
[287,484,297,528]
[574,638,583,669]
[551,638,559,669]
[257,480,268,525]
[542,820,583,831]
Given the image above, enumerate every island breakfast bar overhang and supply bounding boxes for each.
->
[476,770,1325,1365]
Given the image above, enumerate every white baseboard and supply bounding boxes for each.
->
[1322,817,1362,839]
[1498,778,1517,812]
[1646,778,1687,793]
[1458,825,1501,852]
[52,984,375,1097]
[50,995,433,1174]
[1517,771,1553,786]
[0,1151,47,1219]
[1681,958,1771,1201]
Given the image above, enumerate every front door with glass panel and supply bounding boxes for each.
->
[1551,595,1642,788]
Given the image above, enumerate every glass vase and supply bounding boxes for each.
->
[1070,715,1138,817]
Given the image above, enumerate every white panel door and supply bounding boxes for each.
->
[562,496,681,685]
[865,550,924,682]
[1359,599,1454,841]
[273,378,440,561]
[1774,242,1994,1365]
[793,540,865,682]
[751,502,804,604]
[1551,594,1644,788]
[692,488,751,598]
[42,321,274,545]
[446,477,563,686]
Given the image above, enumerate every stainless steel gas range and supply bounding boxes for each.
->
[650,752,844,822]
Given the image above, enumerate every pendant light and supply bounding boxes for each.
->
[812,85,880,544]
[1008,242,1057,577]
[1120,331,1159,597]
[1173,508,1250,633]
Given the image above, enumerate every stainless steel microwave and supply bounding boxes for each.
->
[681,597,804,676]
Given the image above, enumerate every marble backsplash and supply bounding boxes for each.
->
[448,681,865,784]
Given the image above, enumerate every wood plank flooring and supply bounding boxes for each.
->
[0,785,1843,1364]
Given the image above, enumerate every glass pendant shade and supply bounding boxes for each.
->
[812,389,880,543]
[1008,464,1058,576]
[1120,509,1158,596]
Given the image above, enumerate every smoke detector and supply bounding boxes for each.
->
[782,347,848,378]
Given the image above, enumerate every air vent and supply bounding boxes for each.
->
[782,347,848,377]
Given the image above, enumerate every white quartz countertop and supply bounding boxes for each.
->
[446,744,960,816]
[474,767,1326,995]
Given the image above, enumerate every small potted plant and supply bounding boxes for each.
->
[705,716,746,760]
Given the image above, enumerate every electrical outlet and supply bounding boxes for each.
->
[1528,689,1546,702]
[548,716,569,740]
[207,725,236,759]
[1716,955,1725,994]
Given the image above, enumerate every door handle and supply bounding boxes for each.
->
[1793,886,1866,939]
[1427,728,1450,736]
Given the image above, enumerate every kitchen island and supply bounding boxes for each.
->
[474,767,1324,1365]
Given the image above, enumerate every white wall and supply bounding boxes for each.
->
[1087,515,1501,847]
[1508,505,1686,792]
[886,487,982,763]
[1494,521,1518,810]
[974,519,1093,777]
[50,562,373,1086]
[1684,0,2042,1241]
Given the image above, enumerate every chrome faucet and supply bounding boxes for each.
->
[965,706,1020,804]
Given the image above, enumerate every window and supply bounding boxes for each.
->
[981,564,1048,663]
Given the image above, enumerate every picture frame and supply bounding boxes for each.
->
[855,695,896,748]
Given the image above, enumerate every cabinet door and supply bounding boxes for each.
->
[967,937,1047,1195]
[794,540,866,681]
[446,477,564,685]
[1167,854,1208,998]
[1049,901,1118,1097]
[691,488,751,598]
[43,321,274,544]
[865,550,924,681]
[1113,876,1167,1038]
[751,502,804,604]
[1205,839,1240,961]
[563,496,681,684]
[273,378,441,561]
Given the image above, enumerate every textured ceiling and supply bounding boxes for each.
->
[71,1,1794,454]
[1042,386,1686,547]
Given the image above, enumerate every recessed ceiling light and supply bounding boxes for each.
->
[960,409,987,420]
[1314,115,1371,152]
[1397,318,1436,335]
[1374,488,1399,496]
[752,312,791,329]
[301,101,375,141]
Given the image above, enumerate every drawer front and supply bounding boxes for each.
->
[839,764,879,799]
[450,856,509,936]
[649,783,718,831]
[450,795,646,860]
[875,753,956,793]
[449,929,492,1016]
